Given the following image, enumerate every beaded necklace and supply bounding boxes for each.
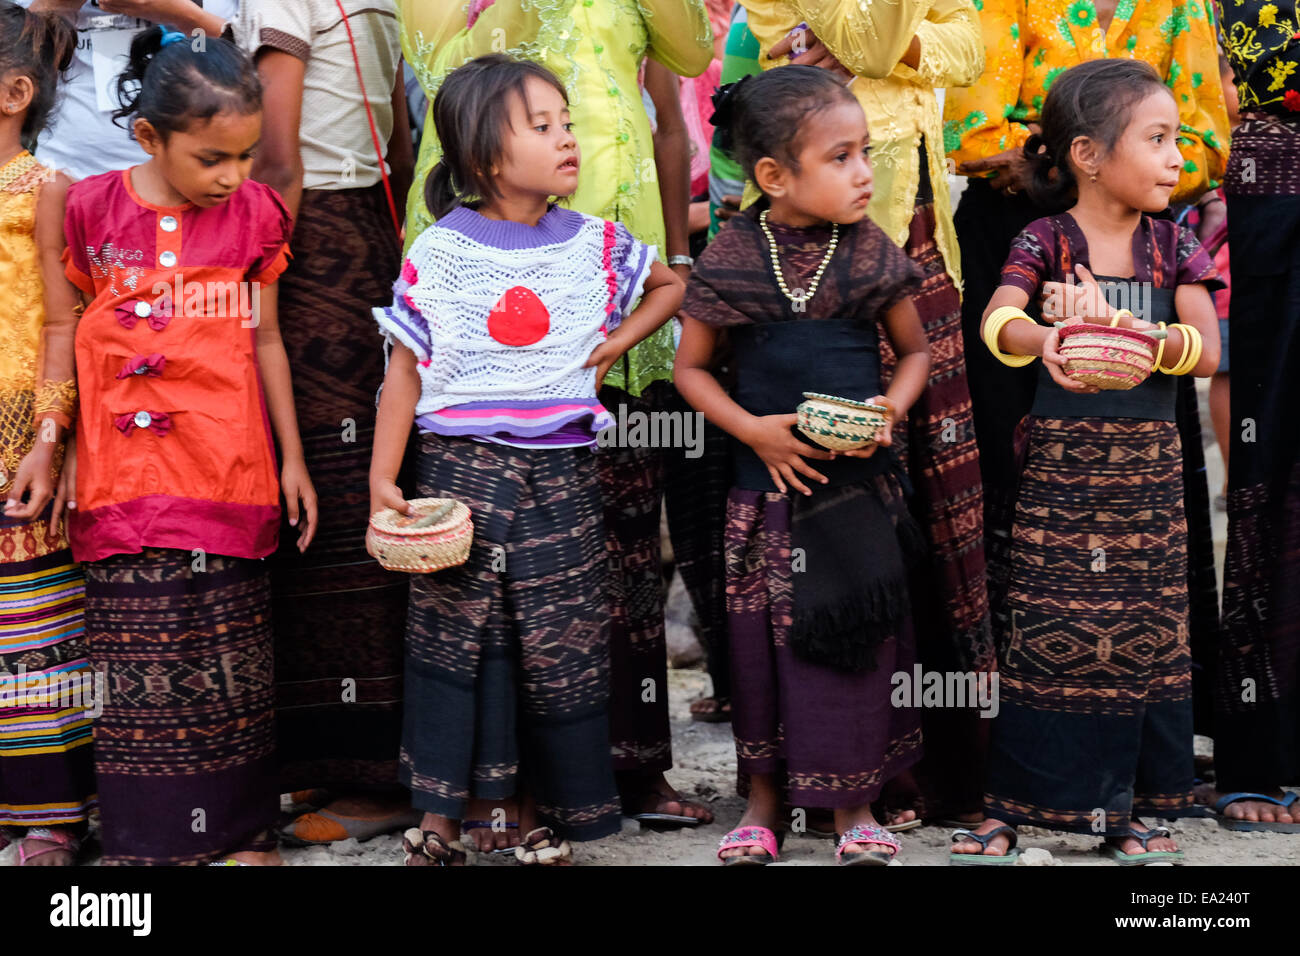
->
[759,208,839,307]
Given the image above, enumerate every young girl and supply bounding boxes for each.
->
[0,1,89,867]
[53,27,318,865]
[674,65,932,866]
[369,54,683,866]
[954,59,1221,865]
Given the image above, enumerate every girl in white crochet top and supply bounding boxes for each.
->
[369,54,682,866]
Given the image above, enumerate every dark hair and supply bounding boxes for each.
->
[112,25,261,138]
[424,54,569,219]
[712,65,860,188]
[1024,58,1171,210]
[0,0,75,150]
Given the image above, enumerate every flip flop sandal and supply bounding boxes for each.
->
[1213,791,1300,832]
[280,807,423,845]
[402,828,468,867]
[876,806,923,833]
[690,697,732,723]
[717,825,781,866]
[948,826,1020,865]
[625,794,711,830]
[835,824,900,866]
[18,827,81,866]
[514,827,573,866]
[462,819,520,855]
[1101,826,1185,865]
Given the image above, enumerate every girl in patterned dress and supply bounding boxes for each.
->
[0,0,89,868]
[675,66,932,866]
[51,27,319,865]
[369,55,683,866]
[957,59,1221,865]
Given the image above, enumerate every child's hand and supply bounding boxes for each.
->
[48,434,76,543]
[370,478,411,521]
[1041,264,1116,324]
[4,442,56,521]
[281,457,319,553]
[837,396,895,458]
[585,338,624,391]
[741,413,833,496]
[1042,327,1100,393]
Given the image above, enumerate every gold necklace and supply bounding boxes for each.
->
[759,208,839,308]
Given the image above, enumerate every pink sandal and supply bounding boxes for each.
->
[717,825,780,866]
[18,827,81,866]
[835,824,899,866]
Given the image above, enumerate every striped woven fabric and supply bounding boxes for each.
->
[0,550,96,826]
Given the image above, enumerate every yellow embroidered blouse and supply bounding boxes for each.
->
[943,0,1231,203]
[739,0,985,292]
[0,151,64,556]
[399,0,714,397]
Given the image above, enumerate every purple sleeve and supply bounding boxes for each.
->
[373,247,433,363]
[999,221,1054,298]
[607,221,656,330]
[1173,223,1226,293]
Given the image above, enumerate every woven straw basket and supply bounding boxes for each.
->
[1057,323,1158,390]
[366,497,473,573]
[796,392,889,451]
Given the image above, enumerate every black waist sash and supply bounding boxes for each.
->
[729,319,890,491]
[1030,282,1177,421]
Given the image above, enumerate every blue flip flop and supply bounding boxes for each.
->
[1214,791,1300,832]
[949,826,1020,865]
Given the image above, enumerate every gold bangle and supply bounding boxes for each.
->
[1153,321,1167,371]
[984,306,1038,367]
[1158,324,1192,374]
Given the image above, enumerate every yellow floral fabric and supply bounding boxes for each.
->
[944,0,1231,203]
[399,0,714,396]
[1217,0,1300,115]
[740,0,984,293]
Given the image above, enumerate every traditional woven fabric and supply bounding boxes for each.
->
[1214,189,1300,790]
[401,434,621,841]
[268,184,408,791]
[375,205,653,441]
[601,382,671,772]
[1223,116,1300,197]
[985,418,1194,833]
[0,548,95,826]
[724,485,922,807]
[85,549,278,865]
[876,200,993,819]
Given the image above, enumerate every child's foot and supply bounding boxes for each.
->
[18,827,80,866]
[950,818,1015,857]
[462,797,521,852]
[1107,821,1180,858]
[402,812,467,866]
[225,847,283,866]
[833,806,899,863]
[689,696,731,722]
[618,770,714,826]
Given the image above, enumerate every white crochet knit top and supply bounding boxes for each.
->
[375,204,655,445]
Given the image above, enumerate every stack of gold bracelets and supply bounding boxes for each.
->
[983,305,1203,375]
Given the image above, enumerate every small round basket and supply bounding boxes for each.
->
[1057,323,1158,390]
[796,392,889,451]
[366,497,473,573]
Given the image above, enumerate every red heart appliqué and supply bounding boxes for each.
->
[487,286,550,346]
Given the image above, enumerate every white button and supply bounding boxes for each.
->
[134,300,152,318]
[159,250,177,268]
[133,410,152,429]
[159,215,178,232]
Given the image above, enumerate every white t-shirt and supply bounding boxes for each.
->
[19,1,239,180]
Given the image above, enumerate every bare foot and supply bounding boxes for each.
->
[950,818,1014,857]
[1204,787,1300,825]
[227,847,283,866]
[18,827,79,866]
[462,797,521,852]
[619,770,714,825]
[689,697,731,720]
[882,807,917,828]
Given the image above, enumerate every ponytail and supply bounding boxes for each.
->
[111,24,261,138]
[1022,132,1074,211]
[423,161,460,221]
